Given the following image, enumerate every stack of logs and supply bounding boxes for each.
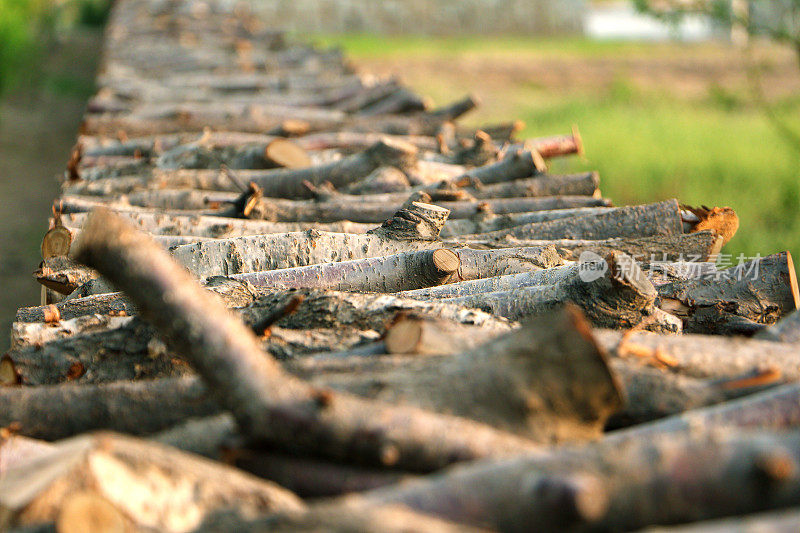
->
[3,0,800,531]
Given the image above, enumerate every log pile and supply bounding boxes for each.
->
[3,0,800,530]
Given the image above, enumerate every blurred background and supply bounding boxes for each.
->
[1,0,798,347]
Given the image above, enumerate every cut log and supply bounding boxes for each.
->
[0,435,54,476]
[457,231,723,263]
[0,378,219,440]
[465,171,600,199]
[657,251,800,334]
[72,209,540,471]
[459,199,684,241]
[229,248,460,293]
[454,149,543,185]
[0,432,304,532]
[2,319,189,386]
[440,207,612,238]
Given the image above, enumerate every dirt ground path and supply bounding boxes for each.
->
[0,31,103,350]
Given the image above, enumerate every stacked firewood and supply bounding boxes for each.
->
[3,0,800,530]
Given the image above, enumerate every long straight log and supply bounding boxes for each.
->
[10,313,132,350]
[398,257,719,300]
[58,192,612,223]
[349,428,800,532]
[229,246,560,293]
[459,199,684,241]
[72,209,539,471]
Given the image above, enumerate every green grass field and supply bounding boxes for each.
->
[319,34,800,266]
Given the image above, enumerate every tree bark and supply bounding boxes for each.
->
[72,209,540,471]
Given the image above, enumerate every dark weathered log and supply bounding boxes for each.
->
[457,231,723,263]
[658,252,799,334]
[0,378,220,440]
[157,413,420,499]
[0,432,305,532]
[755,309,800,343]
[34,256,98,295]
[72,209,540,471]
[460,199,683,241]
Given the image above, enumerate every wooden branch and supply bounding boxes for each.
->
[72,209,539,471]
